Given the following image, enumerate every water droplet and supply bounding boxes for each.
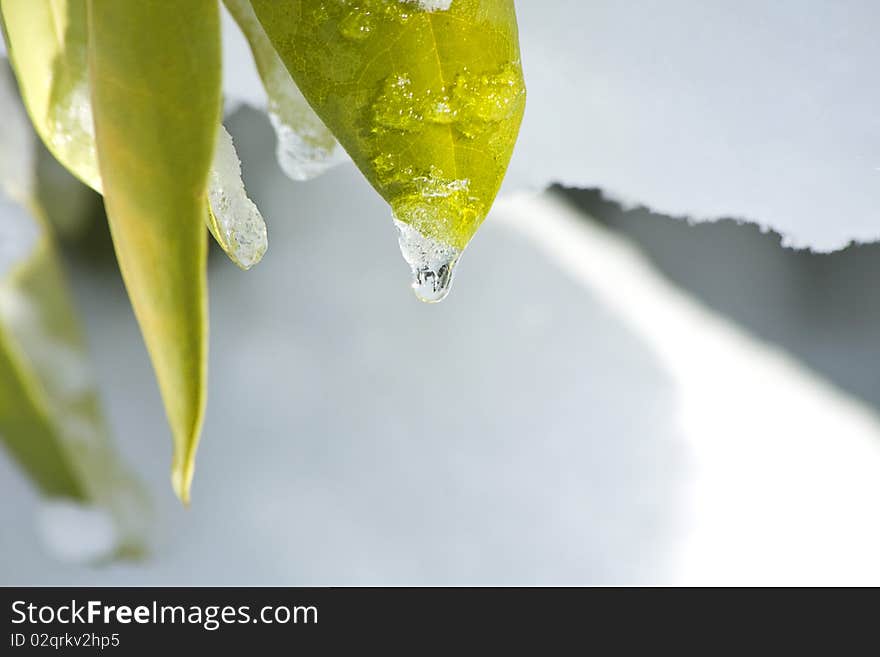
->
[394,218,460,303]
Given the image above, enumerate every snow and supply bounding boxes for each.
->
[507,1,880,252]
[221,1,880,252]
[500,192,880,585]
[3,2,880,584]
[4,115,880,583]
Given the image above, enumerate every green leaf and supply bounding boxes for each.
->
[0,0,101,192]
[0,66,149,558]
[1,0,267,270]
[249,0,526,251]
[0,235,152,558]
[223,0,345,181]
[87,0,222,503]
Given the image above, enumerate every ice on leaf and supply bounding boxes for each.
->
[403,1,454,12]
[223,0,347,182]
[250,0,526,302]
[219,2,880,252]
[394,218,460,303]
[3,2,264,272]
[207,125,268,270]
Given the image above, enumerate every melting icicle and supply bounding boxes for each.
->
[224,0,347,181]
[385,167,477,303]
[268,96,348,181]
[207,125,268,270]
[394,218,460,303]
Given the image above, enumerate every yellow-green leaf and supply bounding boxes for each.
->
[0,0,101,191]
[87,0,222,503]
[1,0,266,270]
[0,235,152,559]
[223,0,346,181]
[250,0,525,299]
[0,67,149,559]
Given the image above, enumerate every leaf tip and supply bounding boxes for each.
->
[171,455,195,507]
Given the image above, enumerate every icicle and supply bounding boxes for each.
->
[394,219,460,303]
[207,125,268,270]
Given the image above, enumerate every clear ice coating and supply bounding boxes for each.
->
[268,97,348,181]
[263,43,348,180]
[208,125,268,270]
[224,0,346,181]
[394,218,461,303]
[404,0,454,11]
[371,63,527,140]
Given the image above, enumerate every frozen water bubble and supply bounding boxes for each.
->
[394,218,460,303]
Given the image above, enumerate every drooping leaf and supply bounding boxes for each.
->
[87,0,222,503]
[0,64,149,558]
[0,0,101,191]
[223,0,347,181]
[249,0,526,253]
[1,0,267,270]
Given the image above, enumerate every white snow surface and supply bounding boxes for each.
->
[221,1,880,252]
[4,122,880,584]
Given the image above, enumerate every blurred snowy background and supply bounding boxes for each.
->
[3,108,880,585]
[3,0,880,585]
